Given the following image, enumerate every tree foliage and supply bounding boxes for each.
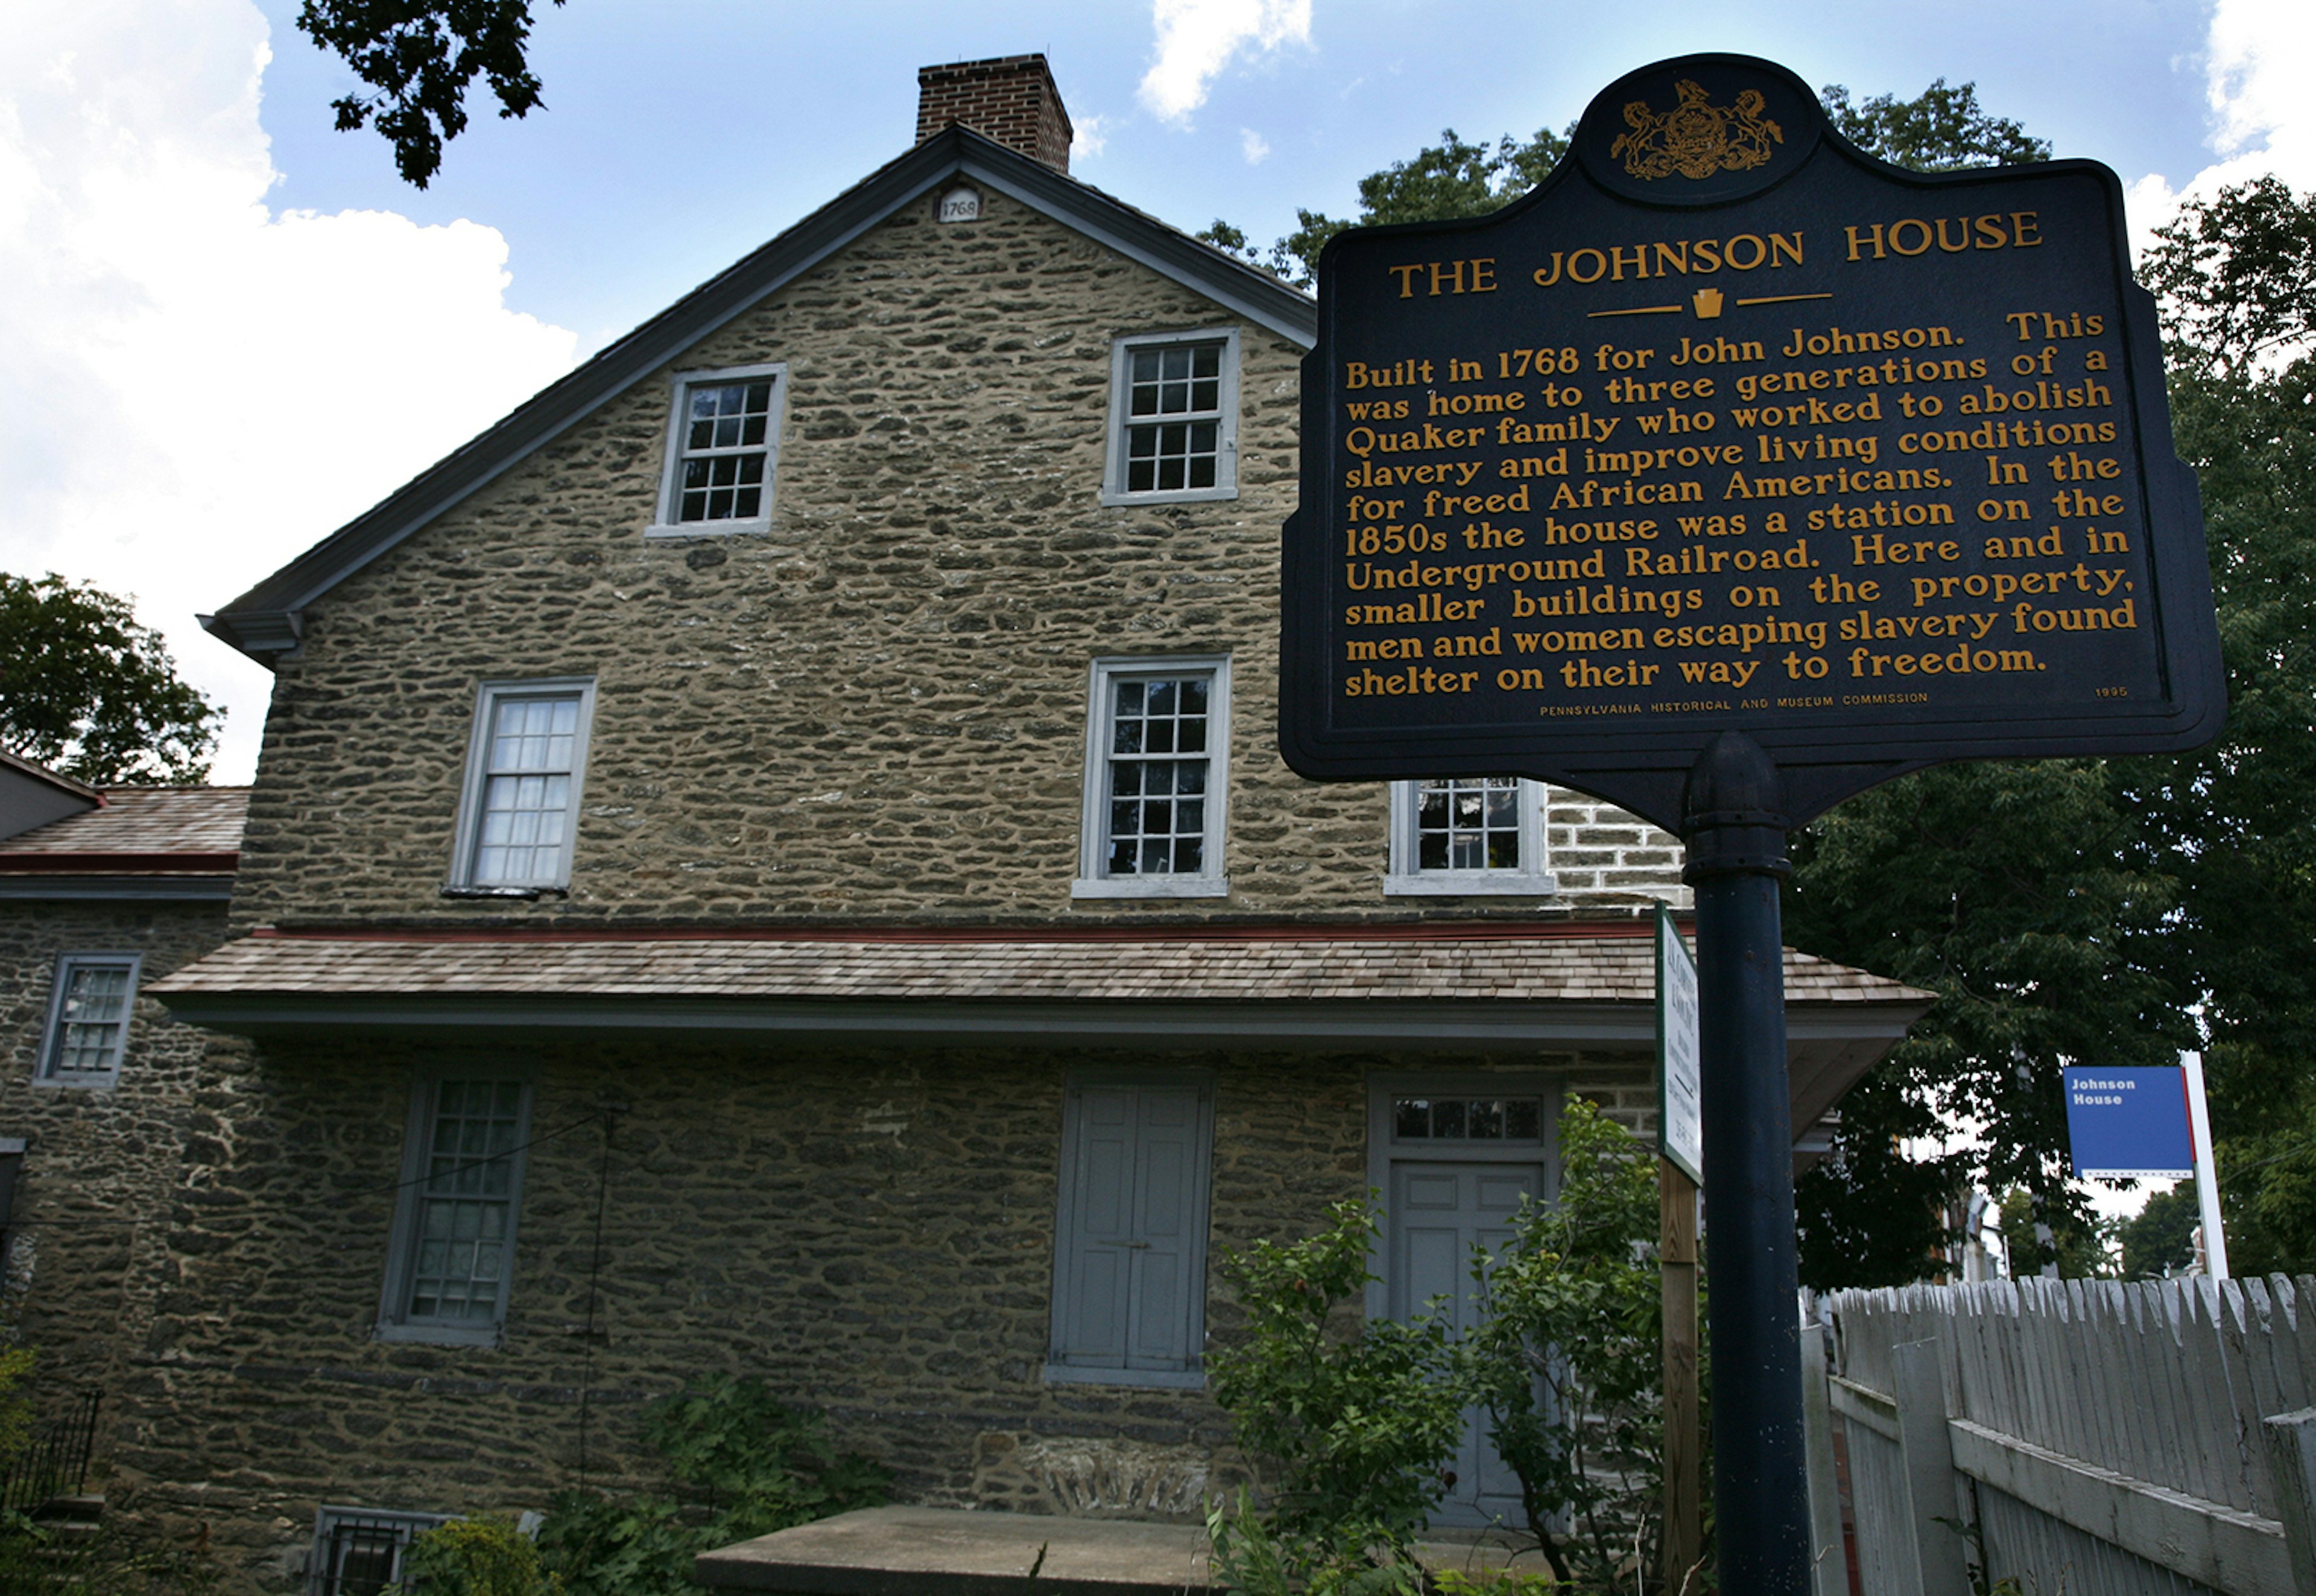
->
[0,573,220,786]
[1820,78,2051,170]
[2119,1183,2200,1279]
[296,0,565,187]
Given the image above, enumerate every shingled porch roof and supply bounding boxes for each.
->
[153,922,1931,1133]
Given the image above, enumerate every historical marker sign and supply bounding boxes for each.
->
[1657,905,1702,1183]
[1280,53,2224,828]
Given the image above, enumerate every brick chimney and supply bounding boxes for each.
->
[915,54,1074,174]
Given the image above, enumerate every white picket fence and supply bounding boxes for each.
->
[1807,1276,2316,1596]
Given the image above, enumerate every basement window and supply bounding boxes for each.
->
[306,1506,451,1595]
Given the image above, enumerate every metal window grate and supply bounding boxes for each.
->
[307,1508,449,1596]
[1104,675,1211,875]
[1124,343,1221,493]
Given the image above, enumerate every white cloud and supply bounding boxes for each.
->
[2126,0,2316,256]
[0,0,578,783]
[1139,0,1313,126]
[1071,113,1109,162]
[1239,127,1271,164]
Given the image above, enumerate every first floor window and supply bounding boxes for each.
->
[651,362,785,534]
[448,680,596,893]
[1048,1071,1215,1387]
[1101,330,1239,505]
[1073,655,1231,899]
[39,953,141,1087]
[378,1073,533,1345]
[1383,778,1554,897]
[307,1507,450,1596]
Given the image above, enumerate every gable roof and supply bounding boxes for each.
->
[202,126,1317,667]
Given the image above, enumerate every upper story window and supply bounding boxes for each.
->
[1383,778,1555,897]
[649,362,786,536]
[38,953,141,1088]
[1073,656,1231,900]
[447,680,596,895]
[378,1072,534,1346]
[1101,330,1239,506]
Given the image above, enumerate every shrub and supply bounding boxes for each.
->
[407,1514,558,1595]
[537,1377,887,1596]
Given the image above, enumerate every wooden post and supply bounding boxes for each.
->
[2265,1407,2316,1591]
[1890,1338,1972,1596]
[1662,1158,1701,1594]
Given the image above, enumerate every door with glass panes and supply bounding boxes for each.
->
[1369,1078,1557,1528]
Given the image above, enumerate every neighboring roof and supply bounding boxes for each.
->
[153,924,1931,1131]
[0,787,248,901]
[202,125,1317,667]
[0,749,103,841]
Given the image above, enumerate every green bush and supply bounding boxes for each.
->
[1206,1196,1462,1590]
[537,1377,888,1596]
[407,1515,558,1595]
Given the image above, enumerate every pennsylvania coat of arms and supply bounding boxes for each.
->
[1610,81,1783,181]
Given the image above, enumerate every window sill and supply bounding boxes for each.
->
[642,520,772,541]
[31,1075,119,1091]
[375,1320,504,1348]
[1098,485,1238,508]
[1043,1362,1206,1390]
[1382,872,1560,898]
[440,884,568,901]
[1072,875,1231,900]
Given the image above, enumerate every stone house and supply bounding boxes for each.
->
[120,55,1926,1593]
[0,753,247,1486]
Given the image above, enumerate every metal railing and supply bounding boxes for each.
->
[0,1389,100,1515]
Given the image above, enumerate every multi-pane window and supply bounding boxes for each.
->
[1419,777,1522,871]
[1103,332,1238,505]
[1125,344,1221,493]
[1107,676,1210,877]
[379,1074,532,1344]
[1384,778,1554,897]
[1076,658,1230,898]
[1392,1096,1545,1142]
[449,680,595,893]
[306,1507,450,1596]
[39,953,141,1087]
[653,362,784,532]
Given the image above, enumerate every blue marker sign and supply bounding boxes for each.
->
[2063,1065,2194,1179]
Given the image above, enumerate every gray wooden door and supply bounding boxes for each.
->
[1051,1080,1211,1375]
[1388,1159,1542,1528]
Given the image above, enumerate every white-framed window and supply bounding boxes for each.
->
[377,1071,534,1346]
[306,1506,452,1596]
[446,679,596,895]
[37,953,142,1088]
[1047,1069,1215,1389]
[647,361,786,536]
[1073,655,1231,900]
[1100,329,1239,506]
[1383,778,1555,897]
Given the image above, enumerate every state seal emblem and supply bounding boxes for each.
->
[1610,80,1783,181]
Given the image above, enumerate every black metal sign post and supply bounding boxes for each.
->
[1276,52,2226,1595]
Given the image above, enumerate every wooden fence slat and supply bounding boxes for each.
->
[1893,1338,1973,1596]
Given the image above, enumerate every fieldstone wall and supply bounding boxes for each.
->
[228,184,1684,933]
[116,1035,1650,1590]
[0,898,235,1442]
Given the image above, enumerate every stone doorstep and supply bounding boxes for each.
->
[692,1506,1537,1596]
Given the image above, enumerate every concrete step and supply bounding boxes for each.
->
[27,1494,104,1525]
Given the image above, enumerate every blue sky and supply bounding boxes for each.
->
[2,0,2310,787]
